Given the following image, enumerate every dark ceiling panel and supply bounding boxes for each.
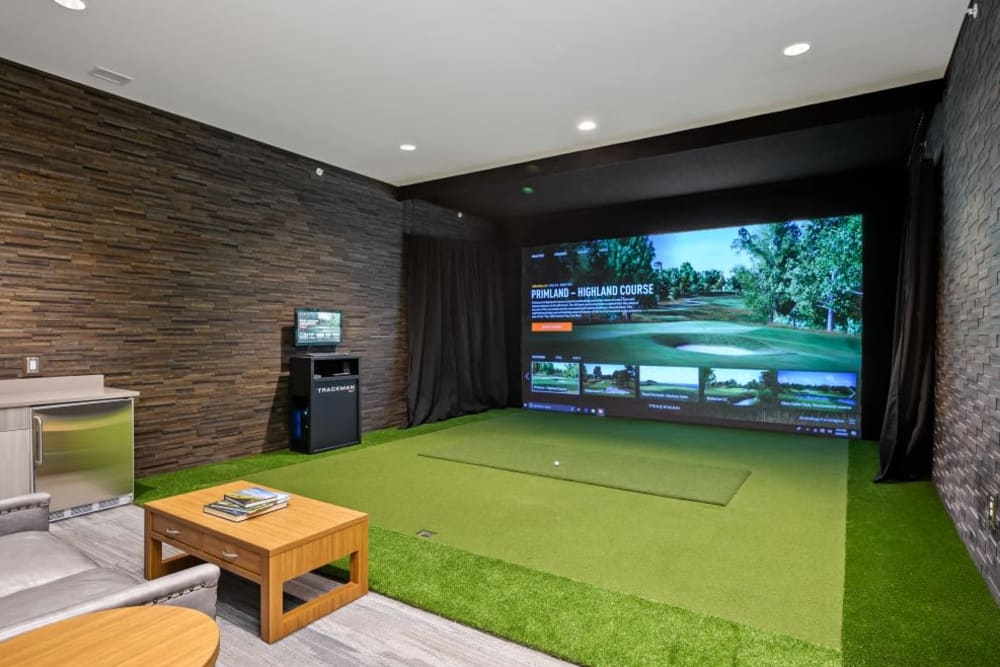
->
[502,167,908,247]
[398,81,939,221]
[440,110,920,218]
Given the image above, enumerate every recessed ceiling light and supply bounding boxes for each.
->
[577,120,597,132]
[89,67,133,86]
[53,0,87,10]
[783,42,811,57]
[399,144,416,152]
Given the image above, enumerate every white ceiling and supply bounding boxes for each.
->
[0,1,969,186]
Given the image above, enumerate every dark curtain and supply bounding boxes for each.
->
[876,158,938,481]
[406,235,508,426]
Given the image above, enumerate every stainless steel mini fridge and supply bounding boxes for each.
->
[31,398,134,521]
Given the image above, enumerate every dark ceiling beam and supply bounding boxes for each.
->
[501,166,904,244]
[397,80,943,202]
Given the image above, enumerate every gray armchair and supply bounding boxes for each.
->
[0,493,219,642]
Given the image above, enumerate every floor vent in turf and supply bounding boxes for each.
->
[416,530,436,539]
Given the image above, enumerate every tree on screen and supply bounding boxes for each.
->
[556,236,658,307]
[524,240,602,285]
[698,367,715,402]
[788,215,863,332]
[606,237,657,307]
[655,261,715,300]
[564,240,606,281]
[613,364,637,387]
[548,237,655,289]
[674,261,695,295]
[605,236,654,278]
[702,268,725,293]
[731,223,801,324]
[533,362,578,378]
[757,369,780,407]
[656,265,680,300]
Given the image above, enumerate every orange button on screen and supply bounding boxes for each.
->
[531,321,573,332]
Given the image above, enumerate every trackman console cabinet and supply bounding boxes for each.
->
[289,354,361,454]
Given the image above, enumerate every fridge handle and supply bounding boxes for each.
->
[33,415,44,465]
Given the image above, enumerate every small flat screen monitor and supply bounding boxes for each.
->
[294,308,342,347]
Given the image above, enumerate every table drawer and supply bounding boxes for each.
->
[151,514,203,551]
[203,534,263,575]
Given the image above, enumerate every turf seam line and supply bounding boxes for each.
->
[418,452,747,506]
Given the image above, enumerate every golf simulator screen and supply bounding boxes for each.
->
[521,215,862,437]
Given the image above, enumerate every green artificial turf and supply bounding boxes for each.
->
[842,441,1000,666]
[350,524,839,667]
[134,409,504,504]
[419,435,750,505]
[249,410,847,648]
[135,410,1000,666]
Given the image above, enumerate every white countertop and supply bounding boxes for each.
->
[0,375,139,409]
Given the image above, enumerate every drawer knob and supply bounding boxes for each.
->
[221,550,239,560]
[164,528,180,536]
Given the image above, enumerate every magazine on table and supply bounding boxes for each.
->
[223,487,291,508]
[203,497,288,522]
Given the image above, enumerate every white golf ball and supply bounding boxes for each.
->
[553,460,560,466]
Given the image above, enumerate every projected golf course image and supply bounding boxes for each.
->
[639,365,699,400]
[704,368,765,406]
[523,215,863,435]
[778,370,857,412]
[582,363,636,397]
[530,360,580,394]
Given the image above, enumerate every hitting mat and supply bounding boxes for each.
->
[420,436,750,505]
[249,410,848,648]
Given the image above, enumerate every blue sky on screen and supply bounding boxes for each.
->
[712,368,765,384]
[778,370,857,387]
[639,365,699,384]
[584,363,628,375]
[649,221,807,274]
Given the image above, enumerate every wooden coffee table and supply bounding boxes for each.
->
[0,606,219,666]
[144,480,368,643]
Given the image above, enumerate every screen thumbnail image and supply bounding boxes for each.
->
[582,363,636,398]
[702,368,772,407]
[638,365,699,401]
[777,370,857,412]
[530,361,580,395]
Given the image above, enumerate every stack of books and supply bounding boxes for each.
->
[203,487,290,522]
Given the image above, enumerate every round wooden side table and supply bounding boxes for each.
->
[0,605,220,666]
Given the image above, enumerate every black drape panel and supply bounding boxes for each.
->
[406,235,508,426]
[876,158,938,481]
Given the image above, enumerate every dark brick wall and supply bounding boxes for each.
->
[0,59,496,475]
[927,4,1000,601]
